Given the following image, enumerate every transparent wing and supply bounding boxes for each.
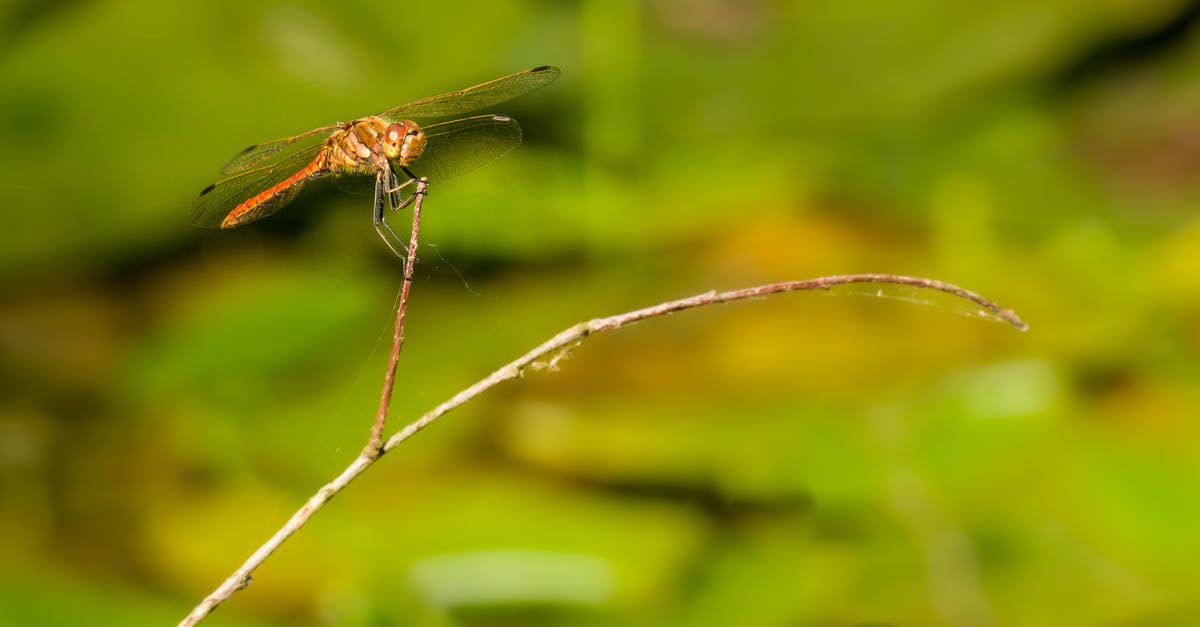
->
[220,123,338,174]
[330,170,376,195]
[215,66,557,175]
[191,144,329,228]
[407,114,523,183]
[378,66,560,123]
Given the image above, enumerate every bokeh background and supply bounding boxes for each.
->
[3,0,1200,625]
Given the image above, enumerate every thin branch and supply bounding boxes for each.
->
[176,457,371,627]
[366,178,428,456]
[178,178,427,627]
[381,274,1025,452]
[177,273,1024,626]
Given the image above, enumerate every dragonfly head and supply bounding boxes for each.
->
[382,120,426,165]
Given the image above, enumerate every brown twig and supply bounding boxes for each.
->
[365,178,428,457]
[380,274,1025,453]
[178,178,427,627]
[177,273,1024,626]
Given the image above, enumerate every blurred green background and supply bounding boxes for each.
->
[3,0,1200,625]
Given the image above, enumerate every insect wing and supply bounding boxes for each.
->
[330,169,376,195]
[220,124,338,174]
[379,66,559,122]
[406,114,523,183]
[191,144,328,228]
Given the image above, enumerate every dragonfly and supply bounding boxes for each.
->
[192,66,560,257]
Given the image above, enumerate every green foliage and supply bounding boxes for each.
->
[3,0,1200,625]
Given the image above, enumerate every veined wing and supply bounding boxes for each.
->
[406,114,523,183]
[218,66,556,175]
[217,66,557,174]
[220,123,338,174]
[191,143,330,228]
[379,66,559,123]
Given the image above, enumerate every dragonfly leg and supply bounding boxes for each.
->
[398,171,430,212]
[387,170,405,209]
[386,167,424,211]
[373,170,409,258]
[374,217,409,258]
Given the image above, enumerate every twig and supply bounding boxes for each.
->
[366,178,428,456]
[381,274,1025,452]
[178,178,427,627]
[177,273,1024,626]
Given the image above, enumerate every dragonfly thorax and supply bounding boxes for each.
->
[327,117,426,171]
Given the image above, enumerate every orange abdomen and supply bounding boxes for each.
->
[220,153,329,228]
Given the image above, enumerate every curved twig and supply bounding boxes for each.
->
[177,273,1024,626]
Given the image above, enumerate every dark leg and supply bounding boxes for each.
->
[373,169,408,258]
[387,170,404,209]
[386,166,423,211]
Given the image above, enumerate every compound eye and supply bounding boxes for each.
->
[385,123,405,144]
[380,123,406,159]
